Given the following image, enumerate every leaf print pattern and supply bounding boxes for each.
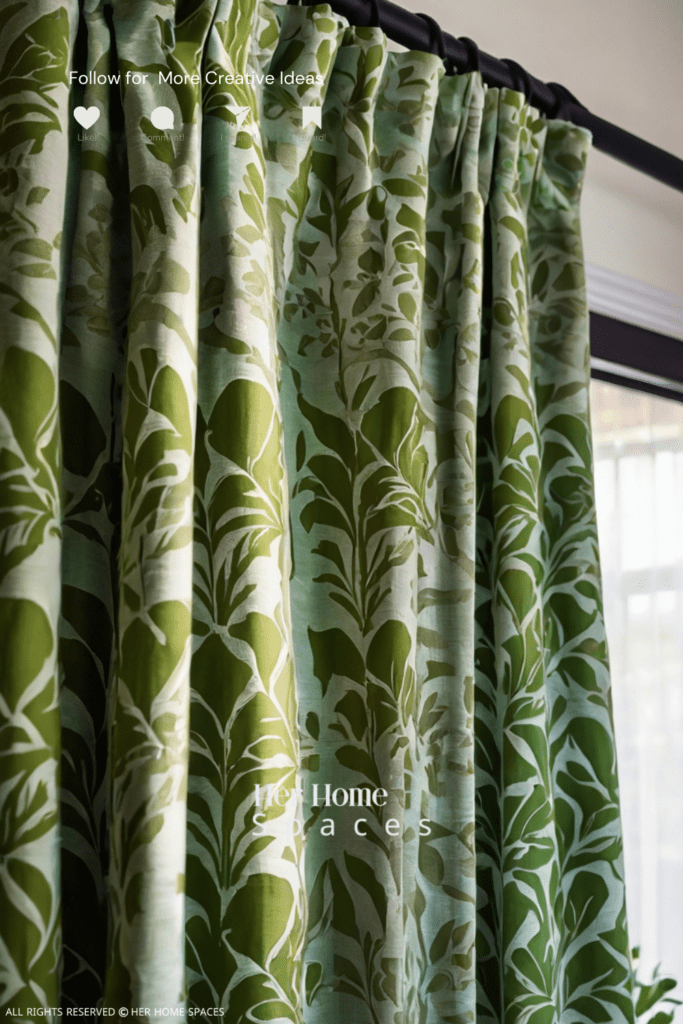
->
[0,0,72,1011]
[0,0,636,1021]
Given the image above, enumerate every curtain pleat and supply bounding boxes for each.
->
[0,0,78,1010]
[0,1,635,1021]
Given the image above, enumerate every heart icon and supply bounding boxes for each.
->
[74,106,100,129]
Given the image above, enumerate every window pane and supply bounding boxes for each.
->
[590,378,683,1006]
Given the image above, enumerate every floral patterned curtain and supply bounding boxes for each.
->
[0,1,635,1020]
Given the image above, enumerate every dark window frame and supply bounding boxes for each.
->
[590,312,683,404]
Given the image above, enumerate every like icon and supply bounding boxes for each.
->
[74,106,100,129]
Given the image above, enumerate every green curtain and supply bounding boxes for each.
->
[0,0,635,1019]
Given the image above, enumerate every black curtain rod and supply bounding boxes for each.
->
[289,0,683,194]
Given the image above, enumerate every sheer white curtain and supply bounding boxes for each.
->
[591,379,683,1004]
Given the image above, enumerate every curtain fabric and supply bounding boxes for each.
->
[0,0,635,1020]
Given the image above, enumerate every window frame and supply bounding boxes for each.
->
[588,316,683,991]
[590,311,683,404]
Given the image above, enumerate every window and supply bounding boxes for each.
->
[590,376,683,1001]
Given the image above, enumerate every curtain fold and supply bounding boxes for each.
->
[0,1,635,1020]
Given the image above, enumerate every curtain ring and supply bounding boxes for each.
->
[501,58,534,105]
[366,0,381,28]
[546,81,585,120]
[416,13,455,75]
[455,36,480,74]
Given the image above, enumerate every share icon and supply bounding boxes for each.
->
[228,104,251,126]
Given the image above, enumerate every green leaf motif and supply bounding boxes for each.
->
[0,7,636,1021]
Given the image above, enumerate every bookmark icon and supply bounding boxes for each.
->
[301,106,321,129]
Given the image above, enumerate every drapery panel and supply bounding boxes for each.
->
[0,0,635,1020]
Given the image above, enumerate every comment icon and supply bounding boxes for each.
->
[150,106,174,130]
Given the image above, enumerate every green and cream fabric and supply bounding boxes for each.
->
[0,0,635,1020]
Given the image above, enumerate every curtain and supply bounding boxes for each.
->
[0,0,635,1020]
